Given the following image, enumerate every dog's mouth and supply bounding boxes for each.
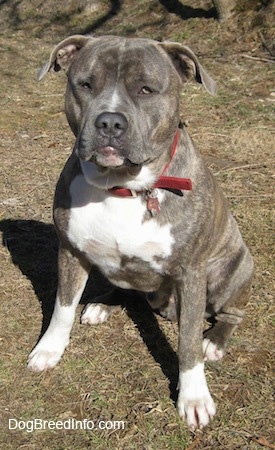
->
[92,146,124,168]
[87,146,142,172]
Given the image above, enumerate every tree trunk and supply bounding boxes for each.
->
[213,0,235,22]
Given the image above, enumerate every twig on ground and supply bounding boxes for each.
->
[214,162,270,175]
[241,54,275,63]
[227,194,274,199]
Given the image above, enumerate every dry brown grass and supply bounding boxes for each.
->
[0,1,274,449]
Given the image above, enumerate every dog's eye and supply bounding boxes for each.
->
[80,82,92,91]
[139,86,153,95]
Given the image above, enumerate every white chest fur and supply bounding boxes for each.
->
[68,174,174,289]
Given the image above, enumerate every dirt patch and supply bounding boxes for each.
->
[0,1,274,449]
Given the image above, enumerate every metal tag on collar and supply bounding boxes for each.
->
[130,189,138,197]
[146,188,160,216]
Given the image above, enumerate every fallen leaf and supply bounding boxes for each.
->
[251,436,275,449]
[186,436,201,450]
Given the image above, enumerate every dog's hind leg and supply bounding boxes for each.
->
[146,282,178,322]
[81,289,121,325]
[203,244,254,361]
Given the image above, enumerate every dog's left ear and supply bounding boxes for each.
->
[37,35,91,81]
[159,42,217,95]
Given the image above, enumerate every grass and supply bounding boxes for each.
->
[0,0,274,449]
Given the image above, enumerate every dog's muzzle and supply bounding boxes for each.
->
[76,111,141,169]
[93,112,127,167]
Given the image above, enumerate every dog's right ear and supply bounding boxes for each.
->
[37,35,91,81]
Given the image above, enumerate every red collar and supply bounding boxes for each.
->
[108,130,192,215]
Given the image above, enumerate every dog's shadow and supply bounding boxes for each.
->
[0,218,179,400]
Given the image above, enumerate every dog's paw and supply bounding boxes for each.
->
[177,363,216,429]
[27,333,68,372]
[158,296,177,322]
[203,338,225,361]
[147,293,178,322]
[81,303,112,325]
[177,390,216,430]
[27,348,63,372]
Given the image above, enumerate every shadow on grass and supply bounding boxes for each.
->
[0,0,216,37]
[0,219,58,335]
[80,0,216,35]
[125,294,179,402]
[0,218,179,402]
[159,0,216,20]
[81,0,121,34]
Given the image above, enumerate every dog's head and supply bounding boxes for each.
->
[39,35,216,184]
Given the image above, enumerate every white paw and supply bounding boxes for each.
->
[81,303,111,325]
[27,348,63,372]
[203,338,224,361]
[177,390,216,430]
[177,363,216,429]
[27,333,69,372]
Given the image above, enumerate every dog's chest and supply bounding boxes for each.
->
[67,175,174,289]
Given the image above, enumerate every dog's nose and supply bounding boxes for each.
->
[95,112,128,138]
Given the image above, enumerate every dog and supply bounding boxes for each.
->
[27,35,254,429]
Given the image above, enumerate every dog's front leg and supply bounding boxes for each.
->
[176,266,216,429]
[28,245,90,372]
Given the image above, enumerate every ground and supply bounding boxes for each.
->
[0,0,274,449]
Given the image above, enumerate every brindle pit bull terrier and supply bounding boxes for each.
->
[28,35,254,429]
